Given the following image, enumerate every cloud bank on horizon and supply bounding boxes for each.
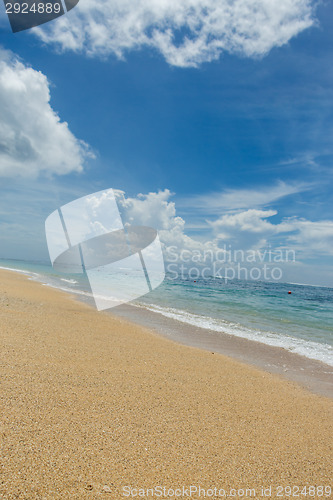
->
[112,187,333,260]
[34,0,317,67]
[0,49,93,178]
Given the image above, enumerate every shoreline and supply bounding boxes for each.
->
[111,303,333,399]
[69,287,333,399]
[0,268,333,399]
[1,268,332,498]
[2,265,332,398]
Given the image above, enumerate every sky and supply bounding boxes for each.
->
[0,0,332,285]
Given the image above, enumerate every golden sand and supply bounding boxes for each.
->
[0,270,332,499]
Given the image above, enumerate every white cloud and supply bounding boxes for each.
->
[112,189,333,258]
[114,188,211,252]
[209,208,281,249]
[181,181,309,213]
[211,208,278,232]
[0,49,93,178]
[209,208,333,256]
[34,0,316,67]
[285,218,333,256]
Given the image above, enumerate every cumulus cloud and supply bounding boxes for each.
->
[209,208,333,256]
[209,208,281,249]
[0,49,93,178]
[34,0,316,67]
[284,218,333,256]
[209,209,283,250]
[112,189,333,258]
[114,189,213,253]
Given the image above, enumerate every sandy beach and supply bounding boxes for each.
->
[0,269,332,499]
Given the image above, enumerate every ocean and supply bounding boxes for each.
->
[1,258,332,367]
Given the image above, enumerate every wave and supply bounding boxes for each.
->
[60,278,79,284]
[0,265,35,276]
[0,265,42,281]
[287,282,333,289]
[1,262,332,367]
[134,302,333,367]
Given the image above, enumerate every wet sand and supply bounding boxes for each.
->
[112,303,333,398]
[0,269,332,499]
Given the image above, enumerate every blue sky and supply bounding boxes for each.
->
[0,0,332,285]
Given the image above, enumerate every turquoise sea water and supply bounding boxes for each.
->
[1,258,332,366]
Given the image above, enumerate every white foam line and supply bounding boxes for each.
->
[0,265,41,280]
[1,264,331,367]
[135,302,333,367]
